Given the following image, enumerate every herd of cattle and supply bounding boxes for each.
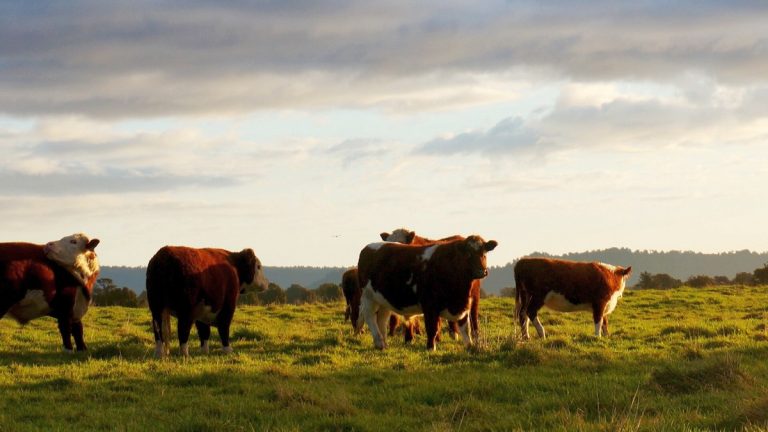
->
[0,230,632,356]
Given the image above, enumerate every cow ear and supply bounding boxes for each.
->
[86,239,100,250]
[380,232,390,241]
[484,240,498,252]
[617,266,632,276]
[406,231,416,244]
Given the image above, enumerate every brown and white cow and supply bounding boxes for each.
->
[513,257,632,339]
[146,246,269,357]
[0,233,100,352]
[356,235,497,350]
[380,229,480,341]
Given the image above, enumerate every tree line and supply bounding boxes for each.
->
[91,278,346,307]
[634,262,768,289]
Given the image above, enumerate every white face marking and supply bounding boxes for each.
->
[543,291,592,313]
[468,238,484,252]
[383,229,411,243]
[44,233,100,288]
[421,245,439,262]
[7,290,51,324]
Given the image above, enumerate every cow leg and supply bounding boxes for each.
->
[531,316,546,338]
[360,294,385,349]
[457,315,473,348]
[71,321,87,351]
[424,310,440,351]
[601,316,609,336]
[57,317,74,353]
[402,317,416,344]
[376,309,392,347]
[470,295,480,342]
[592,305,605,337]
[151,309,169,358]
[216,308,235,354]
[388,314,399,337]
[527,299,546,338]
[448,320,460,341]
[176,313,194,357]
[196,321,211,354]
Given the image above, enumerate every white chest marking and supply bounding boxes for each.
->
[72,289,91,320]
[603,288,624,315]
[440,308,469,321]
[543,291,591,313]
[7,290,51,324]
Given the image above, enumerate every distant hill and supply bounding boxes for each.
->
[100,248,768,296]
[99,265,350,295]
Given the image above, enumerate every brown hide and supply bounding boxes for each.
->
[0,242,98,351]
[146,246,259,357]
[513,257,631,338]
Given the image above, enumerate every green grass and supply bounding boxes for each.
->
[1,285,768,431]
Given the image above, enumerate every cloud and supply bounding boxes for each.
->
[0,169,237,196]
[417,117,541,155]
[2,1,768,118]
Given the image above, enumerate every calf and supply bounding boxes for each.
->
[146,246,269,357]
[514,257,632,338]
[0,233,100,352]
[356,235,497,350]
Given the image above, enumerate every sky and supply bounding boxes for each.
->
[2,1,768,268]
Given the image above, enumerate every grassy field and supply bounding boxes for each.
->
[0,286,767,431]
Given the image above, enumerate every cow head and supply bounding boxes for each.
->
[43,233,100,289]
[234,248,269,293]
[460,235,498,279]
[380,229,416,244]
[616,266,632,289]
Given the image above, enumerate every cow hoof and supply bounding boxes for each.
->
[222,346,234,354]
[201,342,210,354]
[63,348,74,354]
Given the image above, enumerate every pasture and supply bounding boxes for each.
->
[0,285,767,431]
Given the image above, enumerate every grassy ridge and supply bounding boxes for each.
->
[0,286,767,431]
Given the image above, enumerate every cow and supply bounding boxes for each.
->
[0,233,100,352]
[146,246,269,357]
[379,229,481,341]
[356,235,497,350]
[513,257,632,339]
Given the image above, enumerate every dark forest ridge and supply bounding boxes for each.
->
[101,248,768,296]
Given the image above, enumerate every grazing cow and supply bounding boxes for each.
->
[514,257,632,339]
[0,233,100,352]
[356,235,497,350]
[146,246,269,357]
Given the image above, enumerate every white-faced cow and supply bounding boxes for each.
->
[146,246,269,357]
[513,257,632,339]
[356,235,497,351]
[0,233,100,352]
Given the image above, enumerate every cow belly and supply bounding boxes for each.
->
[543,291,591,312]
[371,290,422,317]
[192,302,219,324]
[7,290,51,324]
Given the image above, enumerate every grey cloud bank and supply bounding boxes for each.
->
[2,1,768,118]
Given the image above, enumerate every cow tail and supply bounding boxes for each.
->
[514,271,525,323]
[161,308,172,356]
